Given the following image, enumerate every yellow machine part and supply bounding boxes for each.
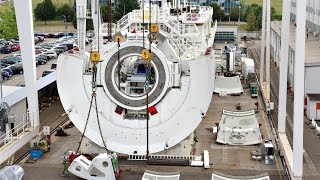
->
[150,23,159,33]
[90,51,100,63]
[141,49,150,60]
[115,35,122,43]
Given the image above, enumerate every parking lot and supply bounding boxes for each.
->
[0,33,91,87]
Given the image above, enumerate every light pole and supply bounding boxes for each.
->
[62,15,67,35]
[238,5,241,25]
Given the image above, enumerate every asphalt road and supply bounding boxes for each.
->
[247,40,320,179]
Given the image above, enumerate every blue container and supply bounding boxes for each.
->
[30,149,44,159]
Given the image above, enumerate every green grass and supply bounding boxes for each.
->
[35,20,76,33]
[243,0,283,15]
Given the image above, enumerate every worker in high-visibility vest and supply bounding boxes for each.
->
[61,152,69,176]
[111,152,119,176]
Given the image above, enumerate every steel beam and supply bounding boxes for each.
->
[76,0,87,52]
[260,0,266,84]
[278,0,291,134]
[293,0,306,178]
[13,0,39,127]
[265,0,271,102]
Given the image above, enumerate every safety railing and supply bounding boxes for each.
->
[0,121,32,150]
[0,112,35,151]
[128,154,197,161]
[101,23,117,34]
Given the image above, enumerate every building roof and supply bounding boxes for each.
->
[1,86,23,97]
[307,94,320,101]
[271,21,320,66]
[1,71,56,107]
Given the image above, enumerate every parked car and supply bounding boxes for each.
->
[35,36,44,42]
[2,68,13,76]
[34,33,46,37]
[66,32,75,37]
[1,71,10,80]
[59,43,76,50]
[0,45,12,54]
[1,56,22,65]
[52,45,68,52]
[8,63,23,74]
[42,70,55,77]
[0,39,8,45]
[52,49,64,55]
[34,37,41,44]
[54,32,65,38]
[35,56,47,65]
[40,43,55,50]
[36,54,49,61]
[46,33,55,38]
[10,44,20,51]
[41,51,58,59]
[35,49,43,54]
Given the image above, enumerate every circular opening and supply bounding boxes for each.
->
[113,55,157,98]
[102,161,109,167]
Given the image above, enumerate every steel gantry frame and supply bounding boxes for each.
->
[272,0,306,179]
[0,0,40,164]
[261,0,271,108]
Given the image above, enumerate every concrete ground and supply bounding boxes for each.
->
[18,87,286,180]
[195,90,285,178]
[247,40,320,180]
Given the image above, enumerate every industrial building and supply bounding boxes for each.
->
[270,22,320,94]
[290,0,320,34]
[272,0,320,94]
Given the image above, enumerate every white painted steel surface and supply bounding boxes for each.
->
[214,76,243,95]
[212,172,270,180]
[216,110,262,145]
[306,96,320,120]
[278,0,291,134]
[260,0,267,84]
[293,0,306,178]
[0,0,41,165]
[57,1,216,155]
[57,51,214,154]
[0,165,24,180]
[68,153,115,180]
[265,0,271,102]
[13,0,39,127]
[142,170,180,180]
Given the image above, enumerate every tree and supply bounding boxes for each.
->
[57,4,74,22]
[34,0,56,24]
[243,3,277,30]
[113,0,140,22]
[210,3,225,21]
[246,11,256,31]
[101,4,111,22]
[0,7,18,39]
[229,6,240,21]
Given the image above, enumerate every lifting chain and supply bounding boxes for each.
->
[76,51,108,154]
[117,41,121,90]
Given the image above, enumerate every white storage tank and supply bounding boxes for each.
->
[306,94,320,120]
[241,57,255,79]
